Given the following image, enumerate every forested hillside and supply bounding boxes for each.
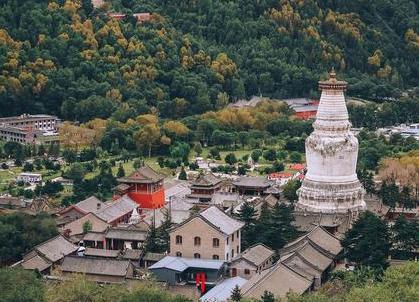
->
[0,0,418,120]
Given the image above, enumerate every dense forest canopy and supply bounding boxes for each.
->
[0,0,418,120]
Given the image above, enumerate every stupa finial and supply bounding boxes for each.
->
[329,67,336,82]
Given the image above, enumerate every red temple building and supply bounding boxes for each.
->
[115,166,165,209]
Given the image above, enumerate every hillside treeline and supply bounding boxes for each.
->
[0,0,418,120]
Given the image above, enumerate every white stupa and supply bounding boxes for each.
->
[295,70,366,214]
[128,207,140,224]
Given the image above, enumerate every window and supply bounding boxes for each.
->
[226,237,229,245]
[231,268,237,277]
[244,269,250,275]
[212,254,219,260]
[237,230,239,238]
[175,235,182,244]
[194,253,201,259]
[194,236,201,246]
[226,253,229,260]
[232,249,234,258]
[176,252,182,257]
[213,238,220,247]
[236,246,239,253]
[232,234,234,242]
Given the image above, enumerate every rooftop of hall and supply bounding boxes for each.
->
[117,165,164,184]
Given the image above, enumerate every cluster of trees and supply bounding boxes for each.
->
[0,212,57,265]
[0,141,59,167]
[356,130,419,170]
[2,0,417,120]
[348,96,419,129]
[236,201,300,251]
[63,160,117,204]
[284,261,419,302]
[0,269,191,302]
[342,211,419,270]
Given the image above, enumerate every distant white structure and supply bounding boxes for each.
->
[17,173,42,184]
[377,123,419,141]
[296,70,366,214]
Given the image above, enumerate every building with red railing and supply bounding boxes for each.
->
[115,166,165,209]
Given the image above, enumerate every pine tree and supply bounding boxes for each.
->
[157,210,172,253]
[236,201,258,249]
[265,203,299,250]
[117,163,125,178]
[178,166,187,180]
[400,186,414,209]
[144,220,160,253]
[379,181,399,208]
[260,290,275,302]
[392,216,419,260]
[342,211,391,270]
[255,201,272,246]
[230,285,242,302]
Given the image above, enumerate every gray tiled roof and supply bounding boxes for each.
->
[83,232,106,242]
[200,206,244,235]
[84,248,119,258]
[96,195,137,223]
[240,244,274,267]
[149,256,225,272]
[105,227,147,241]
[200,277,247,302]
[122,249,143,260]
[241,262,312,298]
[21,254,51,272]
[192,173,221,187]
[143,252,165,262]
[233,176,272,188]
[74,196,105,213]
[61,256,131,276]
[117,166,163,184]
[62,213,109,236]
[34,235,78,263]
[281,226,342,261]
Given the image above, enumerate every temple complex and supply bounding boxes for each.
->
[115,166,165,209]
[295,70,366,220]
[187,173,222,203]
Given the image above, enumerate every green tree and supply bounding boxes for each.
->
[144,221,160,253]
[289,151,302,163]
[392,216,419,260]
[357,168,375,194]
[116,163,125,178]
[0,268,45,302]
[379,181,399,209]
[251,149,262,162]
[342,211,391,270]
[178,166,187,180]
[225,153,237,165]
[236,201,257,249]
[230,285,242,302]
[283,180,301,202]
[263,149,277,161]
[82,220,92,234]
[157,211,172,253]
[265,203,299,250]
[193,142,203,156]
[260,290,275,302]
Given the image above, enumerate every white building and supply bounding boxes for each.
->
[17,173,42,184]
[295,70,366,214]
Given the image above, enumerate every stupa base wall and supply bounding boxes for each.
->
[296,179,366,214]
